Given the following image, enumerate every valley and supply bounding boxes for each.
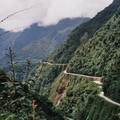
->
[0,0,120,119]
[0,17,89,66]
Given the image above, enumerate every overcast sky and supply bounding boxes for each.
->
[0,0,113,31]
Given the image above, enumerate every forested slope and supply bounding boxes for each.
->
[68,7,120,75]
[30,0,120,119]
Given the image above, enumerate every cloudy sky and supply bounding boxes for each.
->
[0,0,113,31]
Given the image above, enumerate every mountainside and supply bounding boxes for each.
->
[46,0,120,63]
[0,28,20,59]
[68,6,120,76]
[28,0,120,119]
[0,17,89,63]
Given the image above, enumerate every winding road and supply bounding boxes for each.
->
[64,117,74,120]
[42,61,120,107]
[64,70,102,82]
[64,70,120,107]
[42,62,67,66]
[99,92,120,106]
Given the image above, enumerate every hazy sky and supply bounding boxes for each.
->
[0,0,113,31]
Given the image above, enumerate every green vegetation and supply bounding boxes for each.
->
[0,47,64,119]
[32,1,120,119]
[1,0,120,120]
[29,63,66,95]
[52,74,119,120]
[103,51,120,103]
[29,1,120,119]
[3,61,38,81]
[68,7,120,75]
[0,70,64,119]
[67,6,120,102]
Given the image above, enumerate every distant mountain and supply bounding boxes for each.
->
[0,17,89,64]
[0,28,20,59]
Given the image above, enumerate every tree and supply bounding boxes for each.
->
[6,46,17,95]
[0,47,64,119]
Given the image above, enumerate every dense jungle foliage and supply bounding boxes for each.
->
[0,47,64,120]
[67,6,120,103]
[0,70,64,120]
[50,74,119,120]
[68,6,120,75]
[0,0,120,120]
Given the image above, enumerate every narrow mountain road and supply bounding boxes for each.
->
[41,62,120,107]
[64,70,120,107]
[99,92,120,106]
[64,117,74,120]
[63,70,102,81]
[42,62,68,66]
[93,80,102,85]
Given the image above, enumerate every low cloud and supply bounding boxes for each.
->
[0,0,113,31]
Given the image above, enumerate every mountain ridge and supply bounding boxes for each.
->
[28,1,120,119]
[46,0,120,63]
[0,17,89,65]
[0,0,120,119]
